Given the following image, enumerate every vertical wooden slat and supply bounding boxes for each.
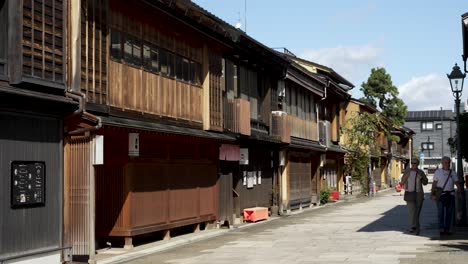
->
[65,136,93,256]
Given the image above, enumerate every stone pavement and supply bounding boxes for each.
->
[116,187,467,264]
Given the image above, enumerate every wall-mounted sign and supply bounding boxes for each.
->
[239,148,249,165]
[11,161,45,208]
[129,133,139,157]
[94,135,104,165]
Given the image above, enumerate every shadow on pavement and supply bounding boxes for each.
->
[357,192,468,247]
[356,204,434,236]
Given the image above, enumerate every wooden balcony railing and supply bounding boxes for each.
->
[271,112,291,143]
[224,98,251,136]
[391,142,410,159]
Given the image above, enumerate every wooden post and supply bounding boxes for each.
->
[63,137,71,260]
[202,44,210,130]
[89,136,96,259]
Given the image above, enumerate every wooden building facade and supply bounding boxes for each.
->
[287,56,353,200]
[64,0,291,259]
[1,1,360,262]
[0,0,79,263]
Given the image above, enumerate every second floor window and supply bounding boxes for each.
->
[421,121,433,131]
[110,29,201,85]
[421,142,434,150]
[435,123,443,130]
[284,82,315,121]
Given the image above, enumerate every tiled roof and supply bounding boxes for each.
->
[405,110,455,121]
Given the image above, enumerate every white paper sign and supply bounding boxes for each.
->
[247,172,254,188]
[129,133,139,157]
[239,148,249,165]
[94,135,104,165]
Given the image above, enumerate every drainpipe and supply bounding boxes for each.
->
[65,90,102,136]
[317,80,329,150]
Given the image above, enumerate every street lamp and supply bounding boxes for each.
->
[447,63,467,225]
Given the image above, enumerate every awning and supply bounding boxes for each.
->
[289,137,327,152]
[100,116,236,141]
[0,84,78,116]
[327,144,348,154]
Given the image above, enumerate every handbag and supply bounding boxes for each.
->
[432,170,451,201]
[403,171,418,202]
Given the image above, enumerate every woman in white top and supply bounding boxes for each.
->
[431,156,462,236]
[401,158,428,235]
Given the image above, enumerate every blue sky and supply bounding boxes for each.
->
[193,0,467,111]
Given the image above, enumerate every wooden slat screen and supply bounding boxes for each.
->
[22,0,64,83]
[288,115,317,141]
[209,53,223,131]
[81,0,108,104]
[271,113,291,143]
[65,136,93,256]
[289,155,312,205]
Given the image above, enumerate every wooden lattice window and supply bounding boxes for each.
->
[81,0,108,104]
[22,0,64,83]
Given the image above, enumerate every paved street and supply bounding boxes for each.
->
[126,187,468,264]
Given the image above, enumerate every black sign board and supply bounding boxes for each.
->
[11,161,45,208]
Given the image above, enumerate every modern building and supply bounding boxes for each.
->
[404,110,456,173]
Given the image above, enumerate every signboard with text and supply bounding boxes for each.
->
[11,161,45,208]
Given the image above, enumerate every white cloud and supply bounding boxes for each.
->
[300,45,384,86]
[398,74,454,111]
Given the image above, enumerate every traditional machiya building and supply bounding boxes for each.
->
[290,57,354,195]
[341,98,412,192]
[341,98,378,193]
[389,126,414,186]
[63,0,290,261]
[0,1,79,263]
[218,36,288,225]
[277,57,326,211]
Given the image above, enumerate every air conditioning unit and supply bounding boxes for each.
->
[319,121,330,147]
[272,111,287,117]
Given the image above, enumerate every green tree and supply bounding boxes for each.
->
[341,112,380,192]
[360,67,408,127]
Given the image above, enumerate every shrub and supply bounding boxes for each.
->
[320,188,331,204]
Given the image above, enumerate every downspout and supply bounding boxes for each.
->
[65,91,102,136]
[278,66,288,215]
[64,0,101,137]
[317,80,329,150]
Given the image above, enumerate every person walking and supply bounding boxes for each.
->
[431,156,463,236]
[401,159,428,235]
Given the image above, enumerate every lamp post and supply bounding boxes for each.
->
[447,63,467,225]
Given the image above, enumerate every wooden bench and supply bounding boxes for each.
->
[243,207,268,222]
